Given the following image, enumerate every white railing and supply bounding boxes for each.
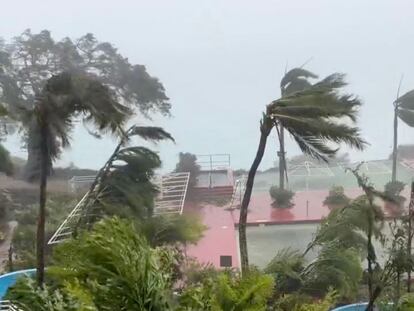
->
[68,175,96,192]
[0,301,25,311]
[228,175,247,210]
[154,172,190,215]
[49,172,190,244]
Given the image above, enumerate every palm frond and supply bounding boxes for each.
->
[280,68,318,94]
[396,89,414,109]
[127,125,175,142]
[397,108,414,127]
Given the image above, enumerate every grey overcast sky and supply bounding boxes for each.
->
[2,0,414,172]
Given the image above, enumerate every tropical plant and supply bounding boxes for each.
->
[323,185,350,209]
[49,217,177,311]
[271,290,337,311]
[269,186,295,208]
[301,245,362,301]
[264,248,305,294]
[178,269,274,311]
[25,72,140,285]
[392,87,414,182]
[0,143,14,176]
[0,30,170,181]
[5,277,94,311]
[239,72,366,273]
[75,124,174,229]
[278,68,318,189]
[138,214,206,247]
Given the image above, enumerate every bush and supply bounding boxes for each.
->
[269,186,295,208]
[323,186,350,208]
[175,152,201,189]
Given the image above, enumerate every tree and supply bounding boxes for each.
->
[239,73,366,273]
[7,217,178,311]
[174,152,201,190]
[0,29,170,181]
[278,68,317,189]
[74,124,174,230]
[392,87,414,182]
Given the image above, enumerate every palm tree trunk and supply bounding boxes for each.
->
[392,105,398,182]
[36,120,48,286]
[278,125,285,190]
[239,117,272,273]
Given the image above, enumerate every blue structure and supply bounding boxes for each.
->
[0,269,36,299]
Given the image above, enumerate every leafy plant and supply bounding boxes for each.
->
[50,217,176,311]
[269,186,295,208]
[323,186,350,208]
[178,269,274,311]
[5,277,95,311]
[175,152,201,192]
[264,248,305,294]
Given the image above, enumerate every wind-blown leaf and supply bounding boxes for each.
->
[280,68,318,92]
[127,125,174,142]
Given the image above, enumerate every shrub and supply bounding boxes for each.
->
[269,186,295,208]
[323,186,350,208]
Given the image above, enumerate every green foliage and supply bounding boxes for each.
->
[268,73,366,162]
[50,217,176,310]
[302,245,362,300]
[0,30,171,180]
[264,248,305,293]
[269,186,295,208]
[323,186,350,208]
[11,194,76,270]
[271,290,337,311]
[5,277,95,311]
[397,293,414,310]
[139,214,206,247]
[175,152,201,189]
[0,143,14,175]
[178,270,274,311]
[310,195,385,256]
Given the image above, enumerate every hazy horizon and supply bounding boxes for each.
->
[3,0,414,172]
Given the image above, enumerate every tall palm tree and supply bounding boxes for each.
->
[76,124,174,229]
[239,73,366,273]
[392,88,414,182]
[278,68,317,189]
[30,72,133,285]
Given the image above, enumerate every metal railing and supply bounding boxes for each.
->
[228,175,247,210]
[0,301,26,311]
[49,172,190,244]
[196,154,231,171]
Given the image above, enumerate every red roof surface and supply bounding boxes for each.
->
[184,188,410,268]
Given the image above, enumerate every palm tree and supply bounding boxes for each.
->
[29,72,136,285]
[239,73,366,273]
[75,124,174,229]
[392,88,414,182]
[278,68,318,189]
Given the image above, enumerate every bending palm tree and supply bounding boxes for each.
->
[30,72,133,285]
[239,73,366,273]
[392,88,414,182]
[278,68,318,189]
